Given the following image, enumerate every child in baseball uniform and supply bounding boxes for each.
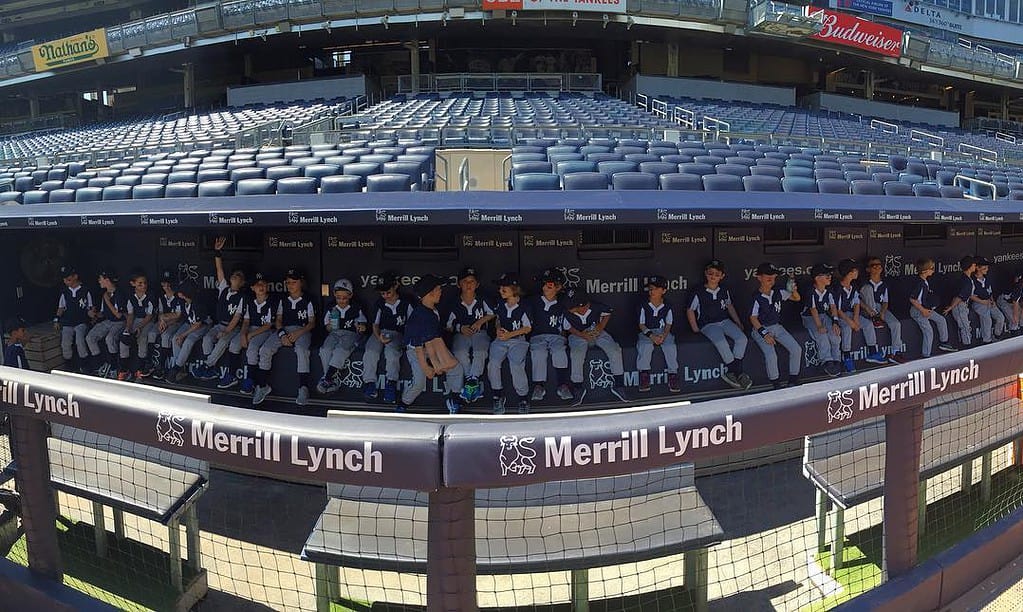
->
[996,274,1022,335]
[636,275,680,393]
[830,258,887,373]
[316,278,367,395]
[488,273,533,414]
[526,268,573,402]
[944,255,977,348]
[686,259,751,390]
[3,317,29,370]
[194,237,248,384]
[119,271,156,382]
[166,280,209,382]
[239,272,275,395]
[150,270,183,380]
[859,256,907,364]
[909,258,957,357]
[253,269,316,407]
[445,267,494,403]
[970,257,1005,343]
[362,273,413,404]
[400,274,465,414]
[749,262,802,389]
[53,265,92,373]
[85,270,126,378]
[564,287,629,405]
[801,263,842,378]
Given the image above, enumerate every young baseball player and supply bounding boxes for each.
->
[316,278,367,395]
[859,256,907,364]
[239,272,275,395]
[970,257,1005,343]
[564,287,629,405]
[253,269,316,407]
[193,237,248,384]
[166,280,209,382]
[119,271,156,382]
[487,273,533,414]
[830,258,887,373]
[801,263,842,377]
[445,267,494,403]
[636,275,679,393]
[944,255,977,348]
[686,260,751,390]
[53,265,93,373]
[749,262,802,389]
[3,317,29,370]
[909,258,957,357]
[527,268,573,402]
[84,270,126,378]
[150,270,183,380]
[399,274,465,414]
[996,274,1022,335]
[362,274,413,404]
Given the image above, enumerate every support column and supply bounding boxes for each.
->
[28,97,39,119]
[243,54,254,81]
[864,70,875,101]
[408,40,420,94]
[964,90,976,120]
[1001,93,1010,121]
[10,415,62,580]
[666,43,679,77]
[883,403,924,578]
[427,488,477,612]
[182,62,195,109]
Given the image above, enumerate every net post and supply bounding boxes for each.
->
[9,414,62,580]
[884,402,924,578]
[427,487,477,612]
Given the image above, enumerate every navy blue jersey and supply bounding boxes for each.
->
[58,285,93,326]
[278,294,315,327]
[323,303,367,332]
[831,284,860,313]
[802,288,835,318]
[495,301,532,334]
[638,301,673,332]
[372,298,413,332]
[862,279,890,304]
[526,294,566,336]
[909,277,938,309]
[973,276,994,301]
[955,274,975,301]
[563,302,611,333]
[405,304,443,347]
[126,292,155,320]
[215,279,247,325]
[98,288,126,322]
[1000,282,1022,302]
[244,296,275,328]
[3,343,28,369]
[445,297,494,332]
[688,286,733,326]
[181,299,206,326]
[750,289,791,327]
[157,293,184,316]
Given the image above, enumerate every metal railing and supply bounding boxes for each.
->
[958,142,999,163]
[388,73,603,96]
[870,119,900,135]
[996,132,1017,145]
[954,174,998,200]
[910,129,944,149]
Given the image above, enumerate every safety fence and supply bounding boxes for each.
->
[2,339,1023,611]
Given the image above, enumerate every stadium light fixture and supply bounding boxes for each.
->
[602,13,609,28]
[382,15,389,29]
[627,16,634,30]
[511,10,517,25]
[572,11,578,26]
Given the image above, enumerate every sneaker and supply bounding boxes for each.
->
[873,319,886,329]
[492,396,507,415]
[638,372,651,393]
[240,378,255,394]
[445,396,461,415]
[362,382,378,399]
[571,385,587,407]
[115,370,129,382]
[460,377,483,403]
[667,373,681,393]
[133,370,145,383]
[152,368,166,381]
[738,373,753,389]
[383,381,398,404]
[296,386,309,406]
[720,370,743,389]
[556,384,574,401]
[139,364,154,378]
[252,385,272,406]
[95,362,110,378]
[771,379,784,390]
[517,399,530,414]
[865,351,887,365]
[106,367,119,379]
[823,361,841,377]
[843,357,855,373]
[316,376,341,395]
[217,371,239,389]
[788,375,800,387]
[938,342,957,352]
[888,353,908,365]
[610,386,629,403]
[394,404,408,413]
[529,384,546,402]
[200,364,220,381]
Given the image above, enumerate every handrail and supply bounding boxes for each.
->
[702,117,730,142]
[635,93,649,112]
[673,106,696,130]
[458,157,470,192]
[953,174,998,200]
[650,98,669,120]
[996,132,1017,145]
[910,129,944,149]
[501,154,512,191]
[870,119,899,134]
[435,154,449,190]
[958,142,998,163]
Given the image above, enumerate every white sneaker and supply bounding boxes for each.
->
[252,385,272,406]
[296,386,310,406]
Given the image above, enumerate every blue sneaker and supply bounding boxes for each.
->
[383,381,397,404]
[445,396,461,415]
[239,378,255,394]
[865,351,887,365]
[843,356,855,373]
[362,382,378,400]
[217,371,238,389]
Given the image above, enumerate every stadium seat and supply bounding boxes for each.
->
[39,180,64,191]
[1007,190,1023,200]
[87,177,114,188]
[74,187,104,202]
[381,162,425,189]
[660,155,692,165]
[679,163,716,177]
[63,178,88,190]
[304,164,343,181]
[638,162,679,176]
[101,185,132,201]
[694,155,725,166]
[231,167,266,182]
[906,162,928,177]
[548,153,585,165]
[912,183,941,197]
[844,171,870,182]
[850,180,884,196]
[742,175,782,192]
[235,179,276,195]
[512,153,547,163]
[276,177,318,194]
[512,161,554,176]
[165,183,199,198]
[702,174,743,192]
[750,166,783,179]
[323,155,357,168]
[888,155,909,172]
[115,175,142,187]
[586,153,624,163]
[320,175,363,193]
[556,160,597,176]
[265,166,303,181]
[562,172,609,190]
[596,161,638,177]
[716,164,751,177]
[48,189,76,203]
[512,173,560,191]
[612,172,658,190]
[0,192,22,204]
[13,176,33,192]
[813,169,844,180]
[883,181,914,196]
[623,154,659,164]
[342,163,382,186]
[898,174,925,185]
[871,172,899,184]
[141,173,169,185]
[47,168,68,181]
[781,177,817,193]
[816,179,850,194]
[198,181,236,197]
[366,174,412,192]
[132,184,166,199]
[939,185,965,198]
[23,190,49,204]
[660,173,703,191]
[167,171,197,184]
[782,167,813,179]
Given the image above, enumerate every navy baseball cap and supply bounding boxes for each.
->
[176,280,198,300]
[97,269,118,282]
[59,265,77,278]
[645,275,668,289]
[413,274,445,298]
[565,288,590,308]
[960,255,976,270]
[374,274,398,291]
[251,271,268,284]
[457,267,479,282]
[4,316,26,331]
[538,268,566,285]
[159,269,175,284]
[754,262,781,276]
[284,268,305,281]
[493,272,520,287]
[975,256,993,266]
[706,259,726,272]
[811,263,835,278]
[837,258,858,277]
[333,278,354,293]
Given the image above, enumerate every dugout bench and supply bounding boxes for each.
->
[302,462,724,612]
[802,375,1023,573]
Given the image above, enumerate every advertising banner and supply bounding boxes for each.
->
[833,0,1022,41]
[811,9,903,57]
[483,0,627,13]
[31,29,109,72]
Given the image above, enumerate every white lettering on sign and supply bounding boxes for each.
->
[0,380,80,418]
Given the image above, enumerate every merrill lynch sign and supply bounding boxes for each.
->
[32,29,110,72]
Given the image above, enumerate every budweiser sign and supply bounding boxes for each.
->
[811,10,903,58]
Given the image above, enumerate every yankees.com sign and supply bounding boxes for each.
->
[483,0,627,13]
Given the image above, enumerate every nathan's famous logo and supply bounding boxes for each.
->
[499,435,537,476]
[827,390,854,424]
[32,29,109,72]
[157,412,186,446]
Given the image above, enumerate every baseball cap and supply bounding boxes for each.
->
[457,267,479,282]
[284,268,305,281]
[705,259,726,272]
[837,258,858,277]
[538,268,566,285]
[374,273,398,291]
[176,280,198,300]
[251,271,268,284]
[4,316,26,332]
[754,262,781,276]
[645,275,668,289]
[811,263,835,278]
[960,255,976,270]
[97,269,118,282]
[565,288,590,308]
[159,269,175,284]
[493,272,520,287]
[975,256,993,266]
[59,265,77,278]
[413,274,445,298]
[333,278,354,293]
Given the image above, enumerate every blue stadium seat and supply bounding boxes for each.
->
[320,175,363,193]
[236,179,277,195]
[596,161,638,177]
[883,181,914,197]
[166,171,197,184]
[702,174,743,192]
[782,167,813,179]
[165,183,199,198]
[548,153,584,165]
[39,180,64,191]
[114,175,142,187]
[141,173,169,185]
[101,185,132,201]
[382,161,425,189]
[899,173,926,185]
[47,168,68,181]
[716,164,751,177]
[814,169,844,180]
[660,174,703,191]
[750,166,783,179]
[816,179,850,194]
[781,177,818,193]
[198,181,236,197]
[912,183,941,197]
[13,176,33,192]
[276,177,318,194]
[1007,190,1023,200]
[757,158,785,168]
[304,164,342,181]
[512,161,554,176]
[586,153,624,163]
[623,154,659,164]
[938,185,964,198]
[87,177,114,188]
[660,155,692,165]
[742,175,782,192]
[556,160,597,176]
[638,162,678,176]
[63,178,88,190]
[888,155,909,172]
[562,172,609,190]
[367,174,412,192]
[132,184,166,199]
[342,163,382,186]
[0,192,22,204]
[679,163,716,177]
[512,173,560,191]
[48,189,76,203]
[23,190,49,204]
[323,155,357,168]
[785,159,813,169]
[30,170,49,184]
[198,169,230,183]
[74,187,104,202]
[694,155,725,166]
[231,167,266,182]
[512,153,547,163]
[871,172,899,184]
[611,172,658,190]
[361,154,395,165]
[906,162,928,177]
[579,145,610,155]
[844,171,870,182]
[850,180,883,196]
[513,146,546,154]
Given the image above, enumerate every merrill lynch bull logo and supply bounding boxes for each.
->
[157,412,186,446]
[499,435,537,476]
[827,390,854,424]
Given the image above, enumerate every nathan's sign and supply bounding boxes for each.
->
[811,10,902,58]
[32,29,110,72]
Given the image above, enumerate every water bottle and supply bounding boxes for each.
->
[331,308,340,331]
[785,277,796,294]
